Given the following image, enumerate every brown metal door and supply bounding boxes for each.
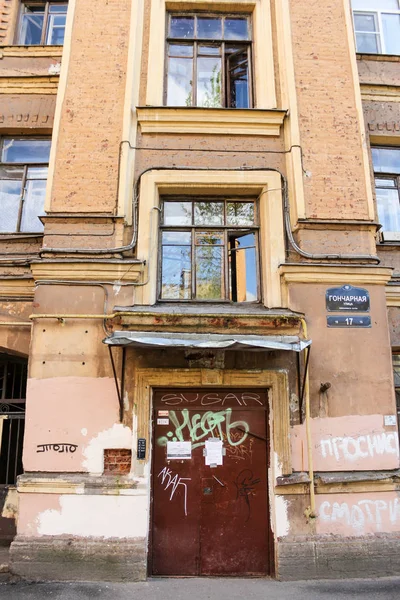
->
[151,389,270,576]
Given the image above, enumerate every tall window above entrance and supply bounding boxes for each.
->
[165,13,252,108]
[159,198,259,302]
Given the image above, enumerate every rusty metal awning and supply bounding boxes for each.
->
[103,331,311,352]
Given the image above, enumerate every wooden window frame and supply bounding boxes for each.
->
[0,137,50,234]
[164,12,254,108]
[372,145,400,240]
[352,1,400,55]
[158,196,260,303]
[16,1,68,46]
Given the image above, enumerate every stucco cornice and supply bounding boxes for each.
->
[0,76,59,94]
[386,285,400,307]
[30,260,143,283]
[280,264,393,286]
[0,277,34,299]
[360,83,400,103]
[137,107,286,136]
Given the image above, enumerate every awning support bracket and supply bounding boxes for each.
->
[299,346,311,425]
[108,345,124,422]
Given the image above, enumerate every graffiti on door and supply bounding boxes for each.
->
[158,466,191,516]
[159,392,264,407]
[234,469,261,522]
[157,408,250,450]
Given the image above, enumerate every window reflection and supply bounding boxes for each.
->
[160,198,258,302]
[166,13,251,108]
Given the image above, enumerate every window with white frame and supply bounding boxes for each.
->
[0,138,50,233]
[372,147,400,239]
[352,1,400,55]
[165,13,252,108]
[159,197,259,301]
[17,2,68,45]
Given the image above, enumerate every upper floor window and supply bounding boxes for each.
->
[352,0,400,55]
[372,147,400,238]
[159,198,259,302]
[0,138,50,234]
[17,2,68,46]
[165,13,252,108]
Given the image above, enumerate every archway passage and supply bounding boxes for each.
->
[0,354,27,543]
[150,388,271,576]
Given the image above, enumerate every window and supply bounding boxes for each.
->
[0,138,50,234]
[159,198,259,302]
[393,354,400,433]
[352,1,400,55]
[165,13,252,108]
[17,2,68,45]
[372,147,400,237]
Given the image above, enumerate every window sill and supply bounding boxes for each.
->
[356,52,400,63]
[0,232,43,240]
[0,45,63,59]
[380,232,400,243]
[137,107,287,137]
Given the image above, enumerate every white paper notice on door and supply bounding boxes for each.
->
[167,441,192,460]
[205,438,223,466]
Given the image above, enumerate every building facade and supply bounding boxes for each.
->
[0,0,399,581]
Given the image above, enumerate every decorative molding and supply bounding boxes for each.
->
[386,285,400,307]
[30,260,144,283]
[138,170,285,307]
[0,46,63,59]
[0,76,59,94]
[134,367,292,476]
[17,475,139,495]
[361,84,400,102]
[137,107,286,136]
[118,310,302,335]
[0,278,34,299]
[368,121,400,134]
[280,265,393,286]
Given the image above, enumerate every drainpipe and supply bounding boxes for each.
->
[300,318,317,519]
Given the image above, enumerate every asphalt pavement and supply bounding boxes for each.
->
[0,577,399,599]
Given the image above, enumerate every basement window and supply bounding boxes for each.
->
[0,138,50,234]
[165,13,252,108]
[17,2,68,45]
[159,197,259,302]
[352,1,400,55]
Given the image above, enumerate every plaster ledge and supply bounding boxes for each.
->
[386,284,400,307]
[17,473,141,495]
[137,106,287,136]
[280,264,393,285]
[0,45,63,58]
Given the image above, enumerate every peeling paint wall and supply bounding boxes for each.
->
[23,377,122,473]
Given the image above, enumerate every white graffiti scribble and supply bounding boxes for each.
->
[160,392,263,406]
[158,467,191,516]
[320,498,400,532]
[319,433,399,462]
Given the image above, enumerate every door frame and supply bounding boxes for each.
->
[149,389,272,576]
[133,367,292,577]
